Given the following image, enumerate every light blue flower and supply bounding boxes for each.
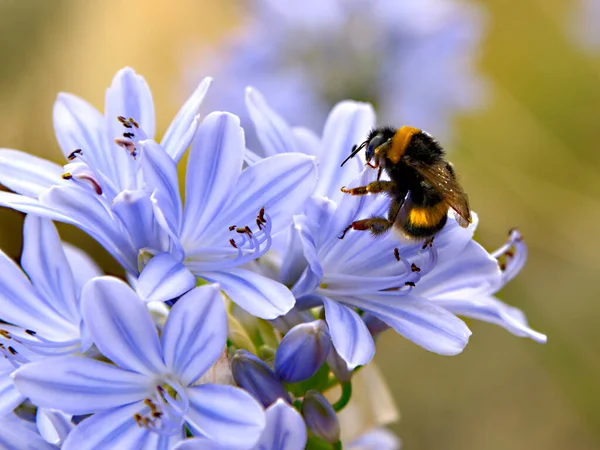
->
[245,91,546,368]
[188,0,487,141]
[174,399,307,450]
[0,412,58,450]
[0,68,318,318]
[0,215,102,414]
[13,278,265,450]
[348,428,401,450]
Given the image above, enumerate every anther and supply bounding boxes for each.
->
[62,173,72,180]
[25,330,36,336]
[129,118,140,128]
[229,239,237,248]
[422,237,434,250]
[405,281,416,287]
[123,132,134,139]
[67,149,82,160]
[133,414,143,427]
[114,137,137,160]
[8,346,17,355]
[411,263,421,272]
[229,225,236,231]
[394,248,400,261]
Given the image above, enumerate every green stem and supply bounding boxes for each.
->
[332,440,343,450]
[332,382,352,412]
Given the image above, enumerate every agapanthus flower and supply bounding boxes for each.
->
[187,0,487,140]
[245,89,545,368]
[0,215,102,414]
[0,68,318,318]
[14,279,265,449]
[174,399,307,450]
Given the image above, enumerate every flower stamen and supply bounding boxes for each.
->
[492,228,526,287]
[115,116,148,160]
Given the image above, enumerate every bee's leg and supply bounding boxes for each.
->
[338,217,393,239]
[340,181,395,196]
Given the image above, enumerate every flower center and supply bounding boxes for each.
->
[133,378,189,436]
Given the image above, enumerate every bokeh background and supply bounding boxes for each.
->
[0,1,599,449]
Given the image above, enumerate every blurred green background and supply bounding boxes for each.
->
[0,1,599,449]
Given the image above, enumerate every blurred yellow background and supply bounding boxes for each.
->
[0,1,598,449]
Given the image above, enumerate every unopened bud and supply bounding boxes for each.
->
[302,390,340,444]
[231,350,290,407]
[275,320,331,383]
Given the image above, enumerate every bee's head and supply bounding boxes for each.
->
[340,126,396,167]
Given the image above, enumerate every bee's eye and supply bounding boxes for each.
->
[366,134,387,160]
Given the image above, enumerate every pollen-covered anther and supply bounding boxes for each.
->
[411,263,421,272]
[0,330,11,339]
[422,237,434,250]
[492,228,526,285]
[394,248,400,261]
[67,149,83,161]
[114,137,137,160]
[221,207,273,270]
[405,281,416,287]
[62,164,103,195]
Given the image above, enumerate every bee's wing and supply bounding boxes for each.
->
[405,158,472,228]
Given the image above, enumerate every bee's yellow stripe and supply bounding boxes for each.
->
[388,126,420,164]
[408,204,447,227]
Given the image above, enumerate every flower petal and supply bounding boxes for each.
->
[21,216,80,325]
[322,297,375,369]
[314,101,375,202]
[81,277,165,375]
[62,243,103,293]
[209,153,318,237]
[105,67,155,139]
[162,77,212,162]
[255,399,307,450]
[40,185,138,273]
[0,247,75,338]
[140,140,182,228]
[0,149,63,197]
[349,428,401,450]
[181,112,245,247]
[345,294,472,356]
[439,294,547,344]
[0,414,56,450]
[202,269,295,320]
[136,253,196,303]
[245,87,296,156]
[173,438,227,450]
[13,357,149,414]
[0,360,23,416]
[186,384,265,448]
[292,126,321,156]
[62,403,182,450]
[53,92,116,184]
[417,240,501,299]
[162,284,227,385]
[36,409,74,446]
[278,226,308,287]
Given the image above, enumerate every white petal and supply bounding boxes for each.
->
[181,112,245,247]
[0,149,63,197]
[81,277,166,375]
[292,126,321,156]
[162,77,213,162]
[0,360,23,416]
[202,269,295,320]
[36,409,74,446]
[323,297,375,369]
[162,285,227,386]
[0,414,56,450]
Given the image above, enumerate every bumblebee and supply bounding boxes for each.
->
[339,125,471,240]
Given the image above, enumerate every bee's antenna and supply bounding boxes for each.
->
[341,141,367,167]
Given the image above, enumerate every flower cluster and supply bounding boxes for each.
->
[185,0,487,141]
[0,68,545,449]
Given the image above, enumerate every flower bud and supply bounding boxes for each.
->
[231,349,290,407]
[274,320,331,383]
[302,390,340,444]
